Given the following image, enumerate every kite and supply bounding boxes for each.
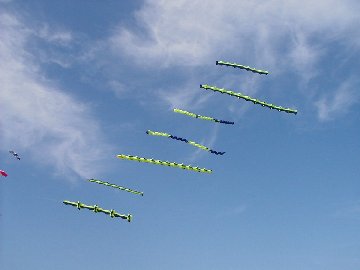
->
[200,84,297,115]
[9,150,20,160]
[88,179,144,196]
[0,170,8,177]
[216,60,269,75]
[63,200,132,222]
[146,130,225,155]
[117,154,212,173]
[173,108,234,125]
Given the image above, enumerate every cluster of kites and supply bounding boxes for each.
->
[1,150,21,177]
[3,60,297,223]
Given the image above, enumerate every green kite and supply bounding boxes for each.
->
[117,154,212,173]
[63,200,132,222]
[173,108,234,125]
[200,84,297,114]
[88,179,144,196]
[216,60,269,75]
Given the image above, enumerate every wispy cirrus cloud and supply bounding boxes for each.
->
[37,24,73,46]
[0,12,112,179]
[107,0,360,121]
[315,78,359,121]
[215,204,247,219]
[157,78,212,110]
[187,124,220,162]
[333,200,360,220]
[109,0,360,69]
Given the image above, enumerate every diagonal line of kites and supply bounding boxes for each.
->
[3,60,297,223]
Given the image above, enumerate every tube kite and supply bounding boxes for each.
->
[0,170,8,177]
[63,200,132,222]
[216,60,269,75]
[117,154,212,173]
[200,84,297,115]
[173,108,234,125]
[146,130,225,155]
[9,150,20,160]
[88,179,144,196]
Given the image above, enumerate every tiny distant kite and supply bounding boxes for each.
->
[216,60,269,75]
[117,154,212,173]
[0,170,8,177]
[88,179,144,196]
[200,84,297,115]
[9,150,20,160]
[146,130,225,155]
[173,108,234,125]
[63,200,132,222]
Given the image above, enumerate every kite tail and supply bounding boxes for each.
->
[209,150,226,155]
[169,135,188,142]
[215,119,234,125]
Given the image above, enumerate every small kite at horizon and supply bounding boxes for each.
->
[88,179,144,196]
[0,170,8,177]
[63,200,132,222]
[117,154,212,173]
[173,108,234,125]
[146,130,225,155]
[216,60,269,75]
[9,150,20,160]
[200,84,297,115]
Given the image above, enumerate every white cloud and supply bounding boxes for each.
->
[157,79,212,110]
[37,24,73,46]
[107,0,360,120]
[0,12,112,179]
[109,0,360,71]
[314,78,359,121]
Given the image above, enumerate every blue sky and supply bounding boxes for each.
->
[1,0,359,269]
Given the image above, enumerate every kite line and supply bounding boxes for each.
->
[146,130,225,155]
[117,154,212,173]
[200,84,297,115]
[88,179,144,196]
[63,200,132,222]
[216,60,269,75]
[173,108,234,125]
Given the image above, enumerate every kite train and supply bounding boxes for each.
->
[216,60,269,75]
[63,200,132,222]
[88,179,144,196]
[9,150,20,160]
[200,84,297,115]
[117,154,212,173]
[173,108,234,125]
[146,130,225,155]
[0,170,8,177]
